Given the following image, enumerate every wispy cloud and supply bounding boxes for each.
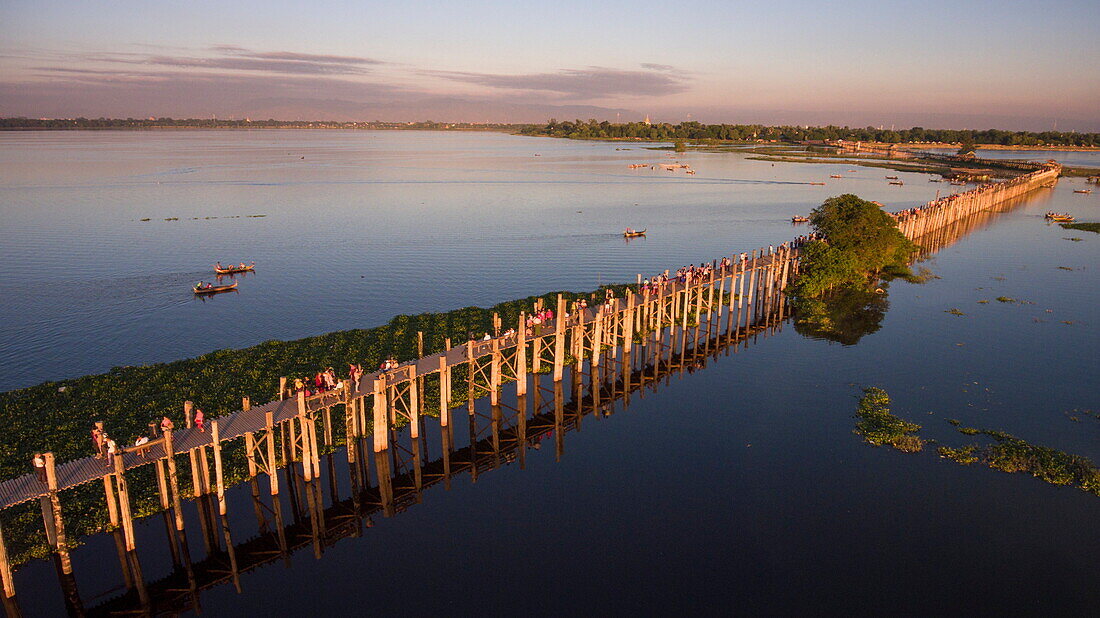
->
[425,66,690,100]
[640,63,677,72]
[75,46,385,76]
[212,45,385,66]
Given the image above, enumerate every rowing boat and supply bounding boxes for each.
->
[194,282,238,294]
[623,229,647,238]
[214,265,255,275]
[791,216,809,223]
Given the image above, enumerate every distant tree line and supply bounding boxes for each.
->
[0,117,523,131]
[3,117,1096,147]
[518,119,1100,147]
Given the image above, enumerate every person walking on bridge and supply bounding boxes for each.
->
[34,453,47,484]
[91,424,104,459]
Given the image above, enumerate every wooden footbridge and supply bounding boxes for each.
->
[82,307,790,616]
[0,155,1059,609]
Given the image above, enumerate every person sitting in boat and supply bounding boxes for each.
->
[625,228,633,234]
[215,262,223,270]
[239,262,246,269]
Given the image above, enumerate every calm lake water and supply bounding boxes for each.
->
[2,131,1098,615]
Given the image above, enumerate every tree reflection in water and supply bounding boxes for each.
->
[792,284,889,346]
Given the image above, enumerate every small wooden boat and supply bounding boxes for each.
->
[194,282,238,294]
[830,174,843,178]
[885,175,899,180]
[1073,189,1092,194]
[808,182,825,185]
[791,216,810,223]
[214,264,255,275]
[623,229,647,238]
[889,181,904,186]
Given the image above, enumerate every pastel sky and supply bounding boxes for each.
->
[2,0,1098,130]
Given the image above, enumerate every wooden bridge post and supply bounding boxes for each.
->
[373,378,388,452]
[309,414,322,481]
[299,412,313,483]
[490,338,501,406]
[466,339,476,414]
[745,252,758,330]
[623,291,635,354]
[264,412,279,495]
[103,471,120,529]
[111,452,136,552]
[439,355,451,428]
[162,429,184,531]
[279,377,287,400]
[210,420,226,515]
[654,284,665,348]
[735,260,746,336]
[592,310,604,368]
[245,432,258,477]
[408,367,420,441]
[38,453,73,574]
[553,294,567,381]
[0,519,15,599]
[516,312,528,396]
[679,285,690,357]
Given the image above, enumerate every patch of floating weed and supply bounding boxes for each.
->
[1057,266,1074,271]
[938,445,979,465]
[995,296,1016,303]
[859,389,1100,497]
[945,308,966,316]
[139,218,150,221]
[1063,237,1083,242]
[854,387,924,452]
[977,300,990,304]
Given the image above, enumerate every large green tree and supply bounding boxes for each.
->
[793,194,914,297]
